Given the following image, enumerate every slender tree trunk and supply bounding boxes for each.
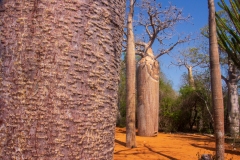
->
[208,0,225,159]
[137,49,159,137]
[227,63,239,137]
[126,0,136,148]
[0,0,125,159]
[187,66,195,89]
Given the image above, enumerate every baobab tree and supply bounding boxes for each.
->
[222,60,240,137]
[0,0,125,159]
[171,47,208,89]
[135,0,190,136]
[208,0,225,159]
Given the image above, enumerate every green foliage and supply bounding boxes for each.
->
[117,55,127,127]
[179,86,196,97]
[118,56,214,134]
[117,53,141,127]
[178,85,213,133]
[216,0,240,69]
[158,72,179,132]
[159,70,214,133]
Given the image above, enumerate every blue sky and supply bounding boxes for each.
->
[145,0,223,91]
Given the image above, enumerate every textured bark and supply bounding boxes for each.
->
[227,64,239,137]
[0,0,125,159]
[208,0,225,159]
[137,49,159,137]
[126,0,136,148]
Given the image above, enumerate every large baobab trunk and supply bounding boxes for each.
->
[208,0,225,159]
[137,49,159,137]
[0,1,125,159]
[227,63,239,137]
[126,0,136,148]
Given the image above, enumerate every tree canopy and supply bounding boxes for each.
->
[216,0,240,69]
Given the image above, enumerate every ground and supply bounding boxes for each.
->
[114,128,240,160]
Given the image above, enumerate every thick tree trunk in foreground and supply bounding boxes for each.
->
[227,64,239,137]
[0,0,125,159]
[126,0,136,148]
[208,0,225,159]
[137,50,159,137]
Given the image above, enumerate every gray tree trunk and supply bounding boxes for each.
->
[227,64,239,137]
[137,51,159,137]
[0,0,125,159]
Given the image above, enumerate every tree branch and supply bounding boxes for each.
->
[155,38,186,59]
[221,75,228,84]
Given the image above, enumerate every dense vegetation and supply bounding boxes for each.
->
[117,55,216,134]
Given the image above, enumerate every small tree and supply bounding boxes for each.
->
[171,47,208,89]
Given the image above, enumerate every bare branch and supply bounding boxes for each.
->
[123,29,127,37]
[195,92,214,124]
[122,48,126,53]
[154,38,188,59]
[133,0,137,5]
[138,21,152,38]
[170,45,210,76]
[170,56,188,68]
[221,75,228,84]
[135,41,148,47]
[192,57,208,68]
[122,38,127,50]
[136,0,191,58]
[135,52,144,58]
[148,11,155,37]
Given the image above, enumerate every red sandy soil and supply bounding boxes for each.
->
[114,128,240,160]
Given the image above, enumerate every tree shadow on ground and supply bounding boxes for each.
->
[116,128,127,134]
[115,139,126,147]
[144,144,179,160]
[114,139,179,159]
[191,144,240,155]
[166,134,215,143]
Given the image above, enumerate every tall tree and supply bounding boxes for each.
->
[202,5,240,138]
[0,1,125,159]
[215,0,240,138]
[135,0,189,137]
[208,0,225,159]
[126,0,137,148]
